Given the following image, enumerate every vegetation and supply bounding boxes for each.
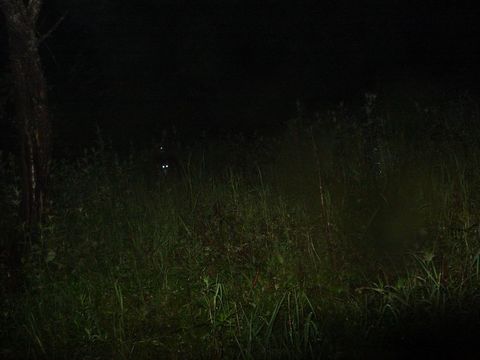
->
[2,94,480,359]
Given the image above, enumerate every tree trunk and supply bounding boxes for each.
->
[1,0,51,239]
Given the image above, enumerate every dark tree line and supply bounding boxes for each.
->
[1,0,51,281]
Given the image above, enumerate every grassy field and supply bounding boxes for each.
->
[2,94,480,359]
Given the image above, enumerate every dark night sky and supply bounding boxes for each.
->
[1,0,480,151]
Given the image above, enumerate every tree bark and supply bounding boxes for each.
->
[1,0,51,238]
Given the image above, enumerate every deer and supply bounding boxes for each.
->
[153,130,180,178]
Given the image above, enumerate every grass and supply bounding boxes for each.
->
[2,93,480,359]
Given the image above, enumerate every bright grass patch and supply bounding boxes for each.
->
[2,95,480,359]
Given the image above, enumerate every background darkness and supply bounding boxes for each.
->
[1,0,480,154]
